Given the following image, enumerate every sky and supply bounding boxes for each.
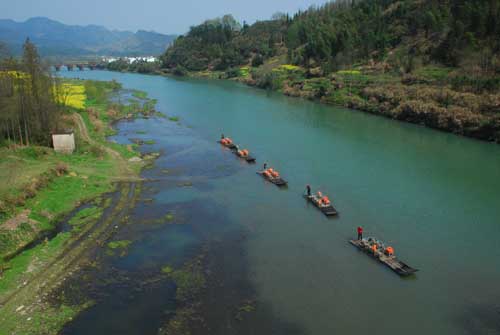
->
[0,0,328,35]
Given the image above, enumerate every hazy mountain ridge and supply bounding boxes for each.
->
[0,17,176,56]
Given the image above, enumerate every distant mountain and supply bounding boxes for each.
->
[0,17,176,56]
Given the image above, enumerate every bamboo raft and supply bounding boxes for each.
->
[304,194,338,216]
[350,238,418,276]
[233,150,256,163]
[257,171,288,187]
[217,140,237,150]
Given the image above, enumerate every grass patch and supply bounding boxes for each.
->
[168,116,180,122]
[68,206,104,234]
[414,66,453,81]
[26,173,112,228]
[107,240,132,250]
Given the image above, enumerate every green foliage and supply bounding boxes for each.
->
[107,59,161,74]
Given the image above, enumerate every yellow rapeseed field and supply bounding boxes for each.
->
[1,72,85,109]
[60,83,86,109]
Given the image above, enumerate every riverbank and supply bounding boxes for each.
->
[158,61,500,144]
[0,79,157,334]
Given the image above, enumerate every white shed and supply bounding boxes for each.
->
[52,131,75,154]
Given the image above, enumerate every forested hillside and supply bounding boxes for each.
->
[161,0,500,142]
[163,0,500,74]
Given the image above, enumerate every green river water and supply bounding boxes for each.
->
[60,70,500,335]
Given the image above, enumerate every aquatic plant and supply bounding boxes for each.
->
[166,256,206,302]
[235,300,256,321]
[161,265,173,274]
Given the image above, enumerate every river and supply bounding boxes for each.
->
[59,70,500,335]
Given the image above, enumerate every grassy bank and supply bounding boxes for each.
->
[0,78,155,334]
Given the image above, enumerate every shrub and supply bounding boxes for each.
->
[0,200,7,216]
[252,54,264,67]
[89,145,106,158]
[173,66,187,76]
[18,146,49,159]
[23,182,38,199]
[54,162,69,176]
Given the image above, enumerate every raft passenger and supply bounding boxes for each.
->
[357,226,363,240]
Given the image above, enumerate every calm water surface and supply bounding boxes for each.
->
[60,70,500,335]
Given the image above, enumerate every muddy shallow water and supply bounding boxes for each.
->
[59,70,500,335]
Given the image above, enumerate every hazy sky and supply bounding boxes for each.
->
[0,0,327,34]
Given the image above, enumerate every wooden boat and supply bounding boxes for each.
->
[233,150,256,163]
[257,171,287,187]
[349,238,418,276]
[304,194,338,216]
[217,139,237,150]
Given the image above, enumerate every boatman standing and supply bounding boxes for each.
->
[306,184,311,196]
[357,226,363,240]
[221,133,225,139]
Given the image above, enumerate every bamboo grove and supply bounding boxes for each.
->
[0,39,64,146]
